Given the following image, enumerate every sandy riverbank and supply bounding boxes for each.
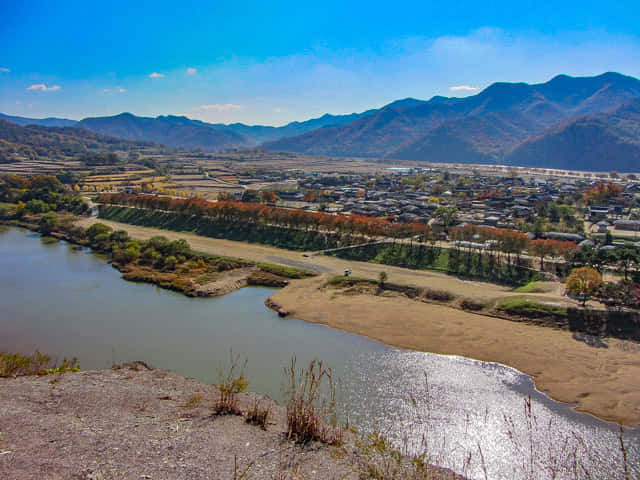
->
[268,276,640,427]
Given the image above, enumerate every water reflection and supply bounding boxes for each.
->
[0,228,637,479]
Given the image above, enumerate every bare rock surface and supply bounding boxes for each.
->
[0,365,357,480]
[0,365,463,480]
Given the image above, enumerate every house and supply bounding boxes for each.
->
[614,220,640,231]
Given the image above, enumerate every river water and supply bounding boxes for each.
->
[0,227,638,479]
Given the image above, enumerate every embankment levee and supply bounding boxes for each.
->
[6,217,640,426]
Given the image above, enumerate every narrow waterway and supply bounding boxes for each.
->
[0,227,638,479]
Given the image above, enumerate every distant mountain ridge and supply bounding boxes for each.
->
[0,110,375,153]
[264,72,640,171]
[0,113,78,128]
[76,113,248,152]
[4,72,640,170]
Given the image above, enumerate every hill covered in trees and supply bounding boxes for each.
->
[0,119,154,161]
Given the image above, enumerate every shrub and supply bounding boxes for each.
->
[420,287,455,302]
[164,255,178,270]
[85,222,112,241]
[38,211,59,235]
[214,349,248,416]
[460,298,487,311]
[284,358,342,445]
[0,351,79,377]
[245,398,270,430]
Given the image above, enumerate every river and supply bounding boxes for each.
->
[0,227,638,479]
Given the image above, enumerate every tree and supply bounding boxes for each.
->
[566,267,603,307]
[303,190,317,202]
[241,189,260,203]
[615,247,639,280]
[598,281,639,310]
[85,222,113,243]
[260,190,278,204]
[378,271,388,288]
[217,191,234,201]
[433,206,459,229]
[39,212,58,235]
[529,239,555,270]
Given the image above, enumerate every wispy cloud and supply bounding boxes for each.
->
[103,87,127,94]
[449,85,478,92]
[273,107,284,113]
[186,67,197,75]
[149,72,164,78]
[0,67,10,73]
[27,84,61,92]
[193,103,245,112]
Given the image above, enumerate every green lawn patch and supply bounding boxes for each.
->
[514,281,551,293]
[495,297,567,318]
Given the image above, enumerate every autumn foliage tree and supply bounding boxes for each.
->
[529,239,578,269]
[566,267,603,306]
[582,181,622,204]
[260,190,278,204]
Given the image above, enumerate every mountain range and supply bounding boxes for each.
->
[264,72,640,171]
[2,72,640,171]
[0,109,374,152]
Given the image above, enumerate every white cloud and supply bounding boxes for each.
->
[193,103,245,112]
[187,67,197,75]
[0,67,10,73]
[103,87,127,94]
[27,84,61,92]
[273,107,284,113]
[149,72,164,78]
[449,85,478,92]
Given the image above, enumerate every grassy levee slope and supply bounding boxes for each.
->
[99,205,341,252]
[330,242,541,287]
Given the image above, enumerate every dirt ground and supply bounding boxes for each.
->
[0,366,461,480]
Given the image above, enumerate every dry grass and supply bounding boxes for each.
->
[284,358,343,446]
[214,349,249,416]
[185,393,203,408]
[0,351,79,377]
[245,398,271,430]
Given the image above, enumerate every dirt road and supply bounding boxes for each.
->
[75,217,570,305]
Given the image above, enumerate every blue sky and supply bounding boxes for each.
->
[1,0,640,125]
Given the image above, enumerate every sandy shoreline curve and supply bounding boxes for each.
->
[268,276,640,427]
[71,217,640,426]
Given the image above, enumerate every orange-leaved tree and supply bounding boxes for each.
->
[566,267,603,307]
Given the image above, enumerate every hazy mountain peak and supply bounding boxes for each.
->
[384,97,425,109]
